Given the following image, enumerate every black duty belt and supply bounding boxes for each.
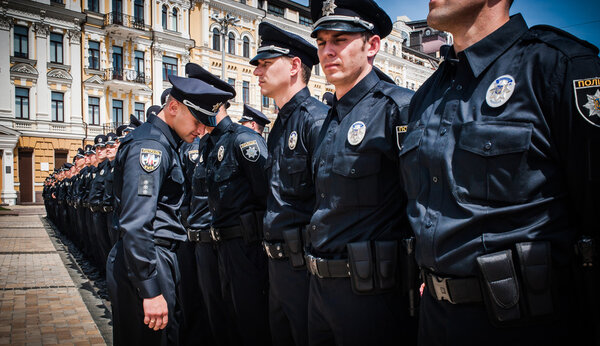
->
[422,270,482,304]
[187,228,212,243]
[209,225,243,242]
[263,241,289,260]
[305,253,350,278]
[153,237,179,251]
[89,205,102,213]
[102,205,114,213]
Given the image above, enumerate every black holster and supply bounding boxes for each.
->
[347,240,399,295]
[400,237,419,317]
[239,210,264,244]
[282,228,305,268]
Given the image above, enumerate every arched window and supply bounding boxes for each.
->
[392,45,396,56]
[384,42,388,53]
[228,32,235,55]
[212,28,220,51]
[171,8,178,31]
[242,36,250,58]
[162,5,167,29]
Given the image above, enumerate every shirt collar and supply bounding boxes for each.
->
[334,69,380,120]
[278,87,311,124]
[210,116,233,140]
[460,14,528,78]
[147,113,182,150]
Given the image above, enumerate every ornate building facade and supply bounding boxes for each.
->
[0,0,443,205]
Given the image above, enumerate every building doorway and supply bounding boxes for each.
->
[18,150,33,203]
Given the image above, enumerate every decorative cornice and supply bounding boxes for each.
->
[68,29,81,43]
[33,23,50,38]
[83,75,104,85]
[0,15,12,30]
[48,68,73,81]
[10,63,38,76]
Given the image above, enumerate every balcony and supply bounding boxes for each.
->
[104,12,149,38]
[104,68,149,84]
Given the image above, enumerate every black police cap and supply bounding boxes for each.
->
[147,105,161,118]
[185,63,236,98]
[106,132,117,145]
[250,22,319,67]
[64,162,74,169]
[129,114,143,127]
[94,134,108,147]
[75,147,85,159]
[310,0,393,39]
[168,73,233,127]
[239,104,270,127]
[84,144,95,155]
[322,92,334,106]
[116,125,128,138]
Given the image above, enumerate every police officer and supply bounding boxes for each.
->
[88,134,112,265]
[101,133,119,247]
[398,1,600,345]
[251,21,327,346]
[106,71,232,345]
[307,0,416,344]
[238,104,270,136]
[187,62,270,345]
[321,92,334,107]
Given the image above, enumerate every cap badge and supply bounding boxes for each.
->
[573,77,600,128]
[240,140,260,162]
[140,148,162,173]
[218,146,225,162]
[322,0,337,16]
[347,121,366,146]
[212,102,223,113]
[288,131,298,150]
[188,150,199,162]
[485,75,515,108]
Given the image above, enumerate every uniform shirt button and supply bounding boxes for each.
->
[312,225,316,230]
[426,221,433,228]
[440,128,447,136]
[432,176,438,183]
[456,84,463,91]
[484,142,492,151]
[320,160,325,166]
[350,168,356,174]
[320,193,325,198]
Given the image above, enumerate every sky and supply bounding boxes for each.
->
[293,0,600,51]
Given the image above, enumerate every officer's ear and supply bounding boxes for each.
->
[289,56,302,78]
[365,34,381,60]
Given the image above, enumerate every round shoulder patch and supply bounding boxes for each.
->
[288,131,298,150]
[573,77,600,128]
[140,148,162,172]
[486,75,515,108]
[217,146,225,162]
[240,140,260,162]
[347,121,366,146]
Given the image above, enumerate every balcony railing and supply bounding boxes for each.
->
[104,68,150,84]
[102,122,126,134]
[104,11,148,31]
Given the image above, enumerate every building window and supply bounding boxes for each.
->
[134,50,145,82]
[240,0,246,4]
[88,41,100,70]
[212,28,221,51]
[113,0,122,14]
[88,0,99,12]
[228,78,236,99]
[135,102,145,122]
[51,0,63,4]
[50,33,63,64]
[134,0,144,24]
[163,56,178,80]
[162,5,168,30]
[299,15,312,26]
[262,95,269,108]
[267,4,284,17]
[314,64,320,76]
[13,25,28,58]
[242,36,250,58]
[393,46,397,56]
[384,42,388,53]
[88,97,100,125]
[242,81,249,104]
[51,92,64,122]
[112,100,123,124]
[15,87,29,119]
[228,32,235,55]
[171,8,178,31]
[112,46,123,79]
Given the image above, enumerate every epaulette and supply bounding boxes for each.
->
[527,25,599,58]
[301,96,329,119]
[376,82,415,109]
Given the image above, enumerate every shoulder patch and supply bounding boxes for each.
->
[188,149,199,163]
[140,148,162,172]
[574,77,600,128]
[240,140,260,162]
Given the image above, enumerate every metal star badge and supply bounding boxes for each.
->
[322,0,337,16]
[583,90,600,118]
[246,146,258,159]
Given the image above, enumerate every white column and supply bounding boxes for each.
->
[1,149,17,206]
[34,24,50,121]
[0,19,12,116]
[69,30,83,129]
[202,2,209,47]
[152,48,163,105]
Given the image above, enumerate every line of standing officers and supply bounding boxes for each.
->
[44,0,600,345]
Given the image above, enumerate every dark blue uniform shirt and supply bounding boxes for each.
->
[113,114,186,298]
[102,160,116,209]
[187,135,211,230]
[264,87,328,241]
[88,160,110,207]
[399,14,600,277]
[308,69,414,257]
[204,116,268,229]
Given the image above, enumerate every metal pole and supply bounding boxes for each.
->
[221,22,226,79]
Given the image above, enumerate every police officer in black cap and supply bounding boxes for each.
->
[88,134,112,265]
[107,71,231,345]
[102,132,119,247]
[185,62,270,345]
[321,92,334,106]
[239,104,270,135]
[251,21,328,346]
[398,1,600,345]
[307,0,416,344]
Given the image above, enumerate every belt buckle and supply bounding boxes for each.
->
[431,274,453,303]
[306,254,324,279]
[263,241,274,258]
[210,227,221,242]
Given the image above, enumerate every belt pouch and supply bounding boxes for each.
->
[254,210,265,239]
[347,242,374,294]
[375,241,398,290]
[477,250,521,324]
[515,241,553,317]
[282,228,305,268]
[239,211,258,244]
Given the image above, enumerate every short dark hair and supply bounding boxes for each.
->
[283,56,312,84]
[361,31,375,43]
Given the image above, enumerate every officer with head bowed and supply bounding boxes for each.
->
[399,0,600,345]
[106,71,230,345]
[307,0,416,345]
[239,104,270,135]
[251,21,328,346]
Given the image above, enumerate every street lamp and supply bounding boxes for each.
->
[210,13,240,79]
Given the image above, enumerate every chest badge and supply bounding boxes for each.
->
[573,77,600,128]
[396,125,407,150]
[140,148,162,173]
[188,150,199,163]
[100,169,105,175]
[240,140,260,162]
[486,75,515,108]
[217,146,225,162]
[288,131,298,150]
[111,167,114,173]
[347,121,366,146]
[199,154,204,163]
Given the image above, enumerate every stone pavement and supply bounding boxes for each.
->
[0,205,109,345]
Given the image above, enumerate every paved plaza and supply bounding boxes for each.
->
[0,206,110,345]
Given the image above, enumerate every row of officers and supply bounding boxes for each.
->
[44,0,600,345]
